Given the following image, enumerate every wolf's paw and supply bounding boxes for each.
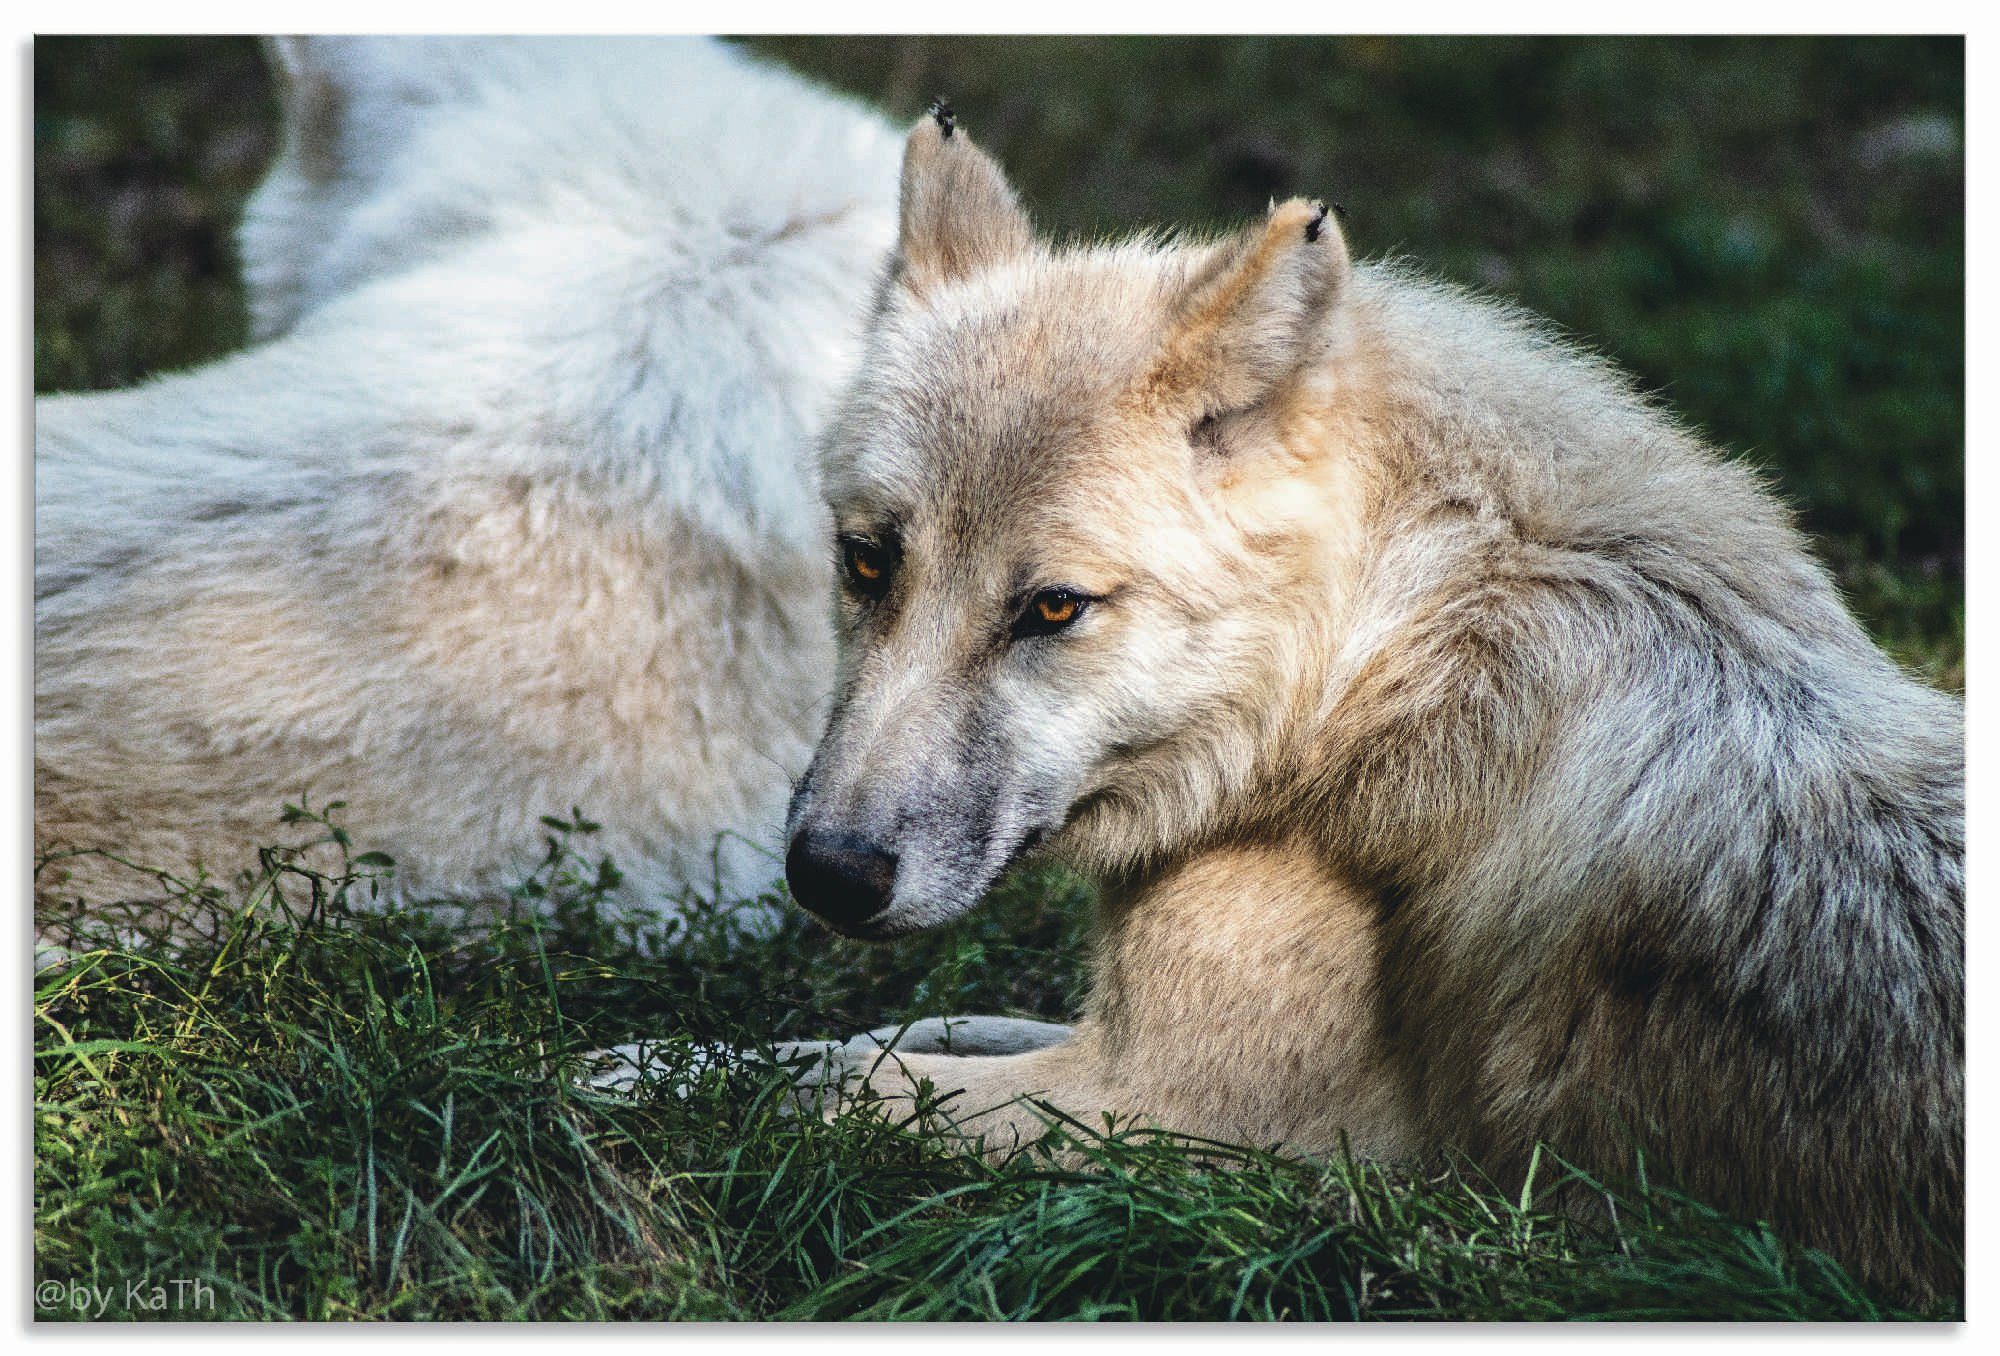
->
[577,1040,729,1097]
[843,1015,1072,1057]
[578,1016,1072,1109]
[778,1016,1075,1117]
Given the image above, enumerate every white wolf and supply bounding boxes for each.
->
[36,38,900,925]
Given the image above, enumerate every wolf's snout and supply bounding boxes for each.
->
[785,827,897,930]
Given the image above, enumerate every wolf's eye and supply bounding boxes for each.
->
[1014,588,1089,639]
[1035,594,1079,625]
[840,537,894,598]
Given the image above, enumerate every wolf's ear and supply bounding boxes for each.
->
[260,37,487,182]
[891,105,1034,299]
[262,37,346,182]
[263,35,311,82]
[1146,198,1351,419]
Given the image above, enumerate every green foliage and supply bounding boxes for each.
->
[35,828,1953,1321]
[34,36,276,392]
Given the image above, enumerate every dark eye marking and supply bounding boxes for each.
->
[838,533,897,599]
[1012,587,1093,640]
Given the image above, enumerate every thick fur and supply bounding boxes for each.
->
[784,117,1963,1299]
[36,38,900,920]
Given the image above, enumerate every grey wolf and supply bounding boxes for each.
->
[776,108,1963,1299]
[36,38,899,925]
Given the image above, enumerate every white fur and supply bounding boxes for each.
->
[584,1016,1073,1099]
[36,38,900,921]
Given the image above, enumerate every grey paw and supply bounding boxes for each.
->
[847,1015,1072,1057]
[579,1016,1071,1104]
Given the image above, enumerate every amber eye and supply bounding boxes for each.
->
[840,536,894,597]
[1036,595,1078,625]
[1014,588,1091,639]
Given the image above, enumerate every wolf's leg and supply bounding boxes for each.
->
[597,843,1411,1159]
[769,1016,1072,1109]
[819,840,1420,1162]
[817,1031,1121,1156]
[768,1014,1071,1081]
[579,1040,733,1094]
[848,1014,1073,1056]
[579,1016,1071,1096]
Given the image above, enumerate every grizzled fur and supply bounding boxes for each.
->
[780,115,1963,1300]
[36,38,900,923]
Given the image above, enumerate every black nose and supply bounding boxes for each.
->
[785,827,897,928]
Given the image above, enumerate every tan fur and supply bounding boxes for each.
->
[785,117,1963,1302]
[833,841,1414,1161]
[893,116,1035,299]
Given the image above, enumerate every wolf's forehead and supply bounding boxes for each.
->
[834,261,1176,510]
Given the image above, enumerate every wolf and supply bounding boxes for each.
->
[36,38,900,926]
[776,109,1964,1299]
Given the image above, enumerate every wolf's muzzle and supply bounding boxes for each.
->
[785,827,897,931]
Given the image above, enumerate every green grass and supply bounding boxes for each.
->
[33,36,1963,1321]
[34,826,1948,1321]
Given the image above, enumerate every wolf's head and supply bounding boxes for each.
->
[787,111,1365,938]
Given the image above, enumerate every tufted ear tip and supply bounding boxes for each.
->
[926,96,956,139]
[1265,197,1348,260]
[1143,196,1353,417]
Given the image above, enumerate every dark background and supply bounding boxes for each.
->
[34,35,1964,685]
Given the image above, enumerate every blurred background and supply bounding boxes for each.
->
[34,35,1963,686]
